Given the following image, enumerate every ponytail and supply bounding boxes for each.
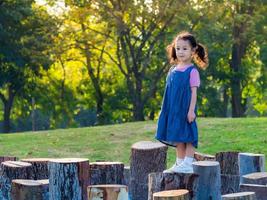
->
[194,43,209,69]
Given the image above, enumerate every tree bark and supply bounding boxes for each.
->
[215,151,239,175]
[0,156,17,164]
[130,141,168,200]
[221,174,240,195]
[0,161,33,200]
[48,158,90,200]
[11,179,49,200]
[240,184,267,200]
[148,172,199,200]
[20,158,50,180]
[194,152,215,161]
[238,153,265,184]
[89,162,124,185]
[192,161,221,200]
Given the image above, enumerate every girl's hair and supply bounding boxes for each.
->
[166,31,209,69]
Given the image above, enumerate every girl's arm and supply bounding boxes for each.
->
[187,87,197,123]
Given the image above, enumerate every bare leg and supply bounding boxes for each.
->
[176,143,186,159]
[185,143,195,157]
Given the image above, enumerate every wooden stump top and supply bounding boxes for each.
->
[192,161,219,167]
[49,158,89,163]
[2,161,32,168]
[132,141,167,150]
[90,161,123,165]
[153,190,189,197]
[12,179,49,186]
[239,153,264,157]
[222,191,255,197]
[20,158,51,163]
[194,152,215,161]
[243,172,267,179]
[88,184,127,189]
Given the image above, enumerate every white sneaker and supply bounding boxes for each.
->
[172,161,193,173]
[163,159,183,173]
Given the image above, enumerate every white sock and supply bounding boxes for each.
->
[176,157,184,165]
[184,156,194,165]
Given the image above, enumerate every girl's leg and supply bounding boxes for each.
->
[185,143,195,157]
[176,142,186,159]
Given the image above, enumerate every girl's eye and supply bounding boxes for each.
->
[183,48,187,50]
[176,48,180,50]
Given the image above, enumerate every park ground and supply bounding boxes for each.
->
[0,117,266,168]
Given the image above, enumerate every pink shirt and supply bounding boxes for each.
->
[173,64,200,87]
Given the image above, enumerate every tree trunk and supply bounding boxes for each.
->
[153,190,190,200]
[48,158,90,200]
[130,141,168,200]
[215,151,240,175]
[0,161,33,200]
[222,192,256,200]
[11,179,49,200]
[89,162,124,185]
[238,153,265,184]
[87,185,128,200]
[240,184,267,200]
[192,161,221,200]
[0,156,17,164]
[20,158,50,180]
[221,174,240,195]
[148,172,199,200]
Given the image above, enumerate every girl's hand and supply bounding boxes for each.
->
[187,110,196,123]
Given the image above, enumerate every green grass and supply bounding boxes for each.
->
[0,118,266,168]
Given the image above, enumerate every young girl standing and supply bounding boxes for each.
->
[155,31,208,173]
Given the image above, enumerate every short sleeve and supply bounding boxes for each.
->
[190,68,200,87]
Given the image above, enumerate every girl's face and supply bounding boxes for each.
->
[175,39,195,63]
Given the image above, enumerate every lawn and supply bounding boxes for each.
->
[0,117,266,168]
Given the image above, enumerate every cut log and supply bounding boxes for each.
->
[11,179,49,200]
[194,152,215,161]
[221,174,240,195]
[48,158,90,200]
[222,191,256,200]
[153,189,190,200]
[240,184,267,200]
[0,156,17,164]
[242,172,267,185]
[192,161,221,200]
[130,141,168,200]
[148,172,199,200]
[238,153,265,183]
[123,166,130,186]
[20,158,50,180]
[89,162,124,185]
[0,161,33,200]
[216,151,239,175]
[87,184,128,200]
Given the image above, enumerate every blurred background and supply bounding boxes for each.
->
[0,0,266,133]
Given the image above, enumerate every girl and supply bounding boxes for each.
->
[155,31,208,173]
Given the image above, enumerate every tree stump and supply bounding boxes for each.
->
[87,184,128,200]
[216,151,239,175]
[222,192,256,200]
[221,174,240,195]
[123,166,130,186]
[89,162,124,185]
[20,158,50,180]
[148,172,199,200]
[240,184,267,200]
[0,156,17,164]
[192,161,221,200]
[0,161,32,200]
[194,152,215,161]
[153,189,190,200]
[130,141,168,200]
[11,179,49,200]
[49,158,90,200]
[238,153,265,183]
[242,172,267,185]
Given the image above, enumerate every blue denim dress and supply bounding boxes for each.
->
[155,65,198,148]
